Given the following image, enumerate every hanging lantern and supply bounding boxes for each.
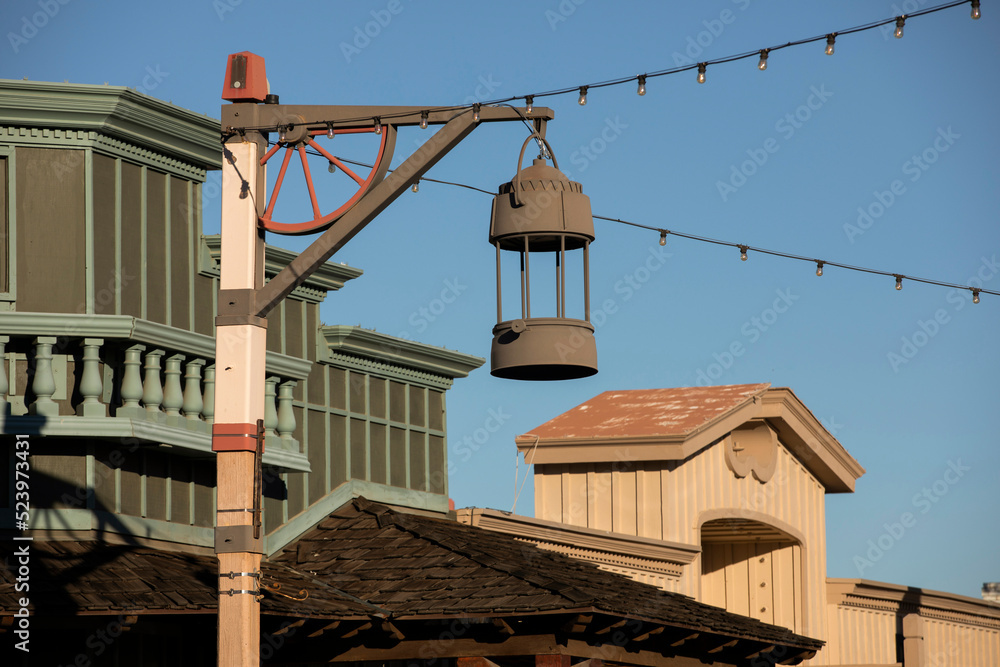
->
[489,134,597,380]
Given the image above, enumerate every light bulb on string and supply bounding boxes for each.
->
[412,180,419,193]
[525,96,533,114]
[816,262,824,277]
[739,246,748,262]
[472,104,480,123]
[825,34,836,55]
[637,75,647,96]
[659,230,667,246]
[328,161,336,174]
[278,126,287,143]
[972,0,981,19]
[895,275,903,290]
[578,86,588,105]
[420,111,428,130]
[373,117,382,135]
[895,16,905,38]
[697,63,707,84]
[973,289,981,304]
[758,49,769,71]
[327,124,334,140]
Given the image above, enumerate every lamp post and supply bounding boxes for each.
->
[215,52,595,665]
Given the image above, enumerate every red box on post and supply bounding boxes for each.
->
[222,51,267,102]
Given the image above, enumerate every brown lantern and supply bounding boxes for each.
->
[489,134,597,381]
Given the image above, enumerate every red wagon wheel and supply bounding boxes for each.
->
[258,125,396,236]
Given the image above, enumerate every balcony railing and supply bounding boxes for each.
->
[0,313,312,471]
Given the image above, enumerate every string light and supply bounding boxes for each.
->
[973,289,981,304]
[278,125,287,143]
[373,117,382,134]
[578,86,588,105]
[740,245,749,261]
[895,275,904,290]
[473,104,481,123]
[816,262,824,277]
[238,1,972,142]
[637,75,647,96]
[659,230,667,246]
[327,123,334,140]
[758,49,770,71]
[420,111,428,130]
[411,180,419,193]
[328,161,335,174]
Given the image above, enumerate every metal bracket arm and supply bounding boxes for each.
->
[253,111,483,317]
[222,103,554,133]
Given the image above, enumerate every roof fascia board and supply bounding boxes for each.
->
[759,388,865,493]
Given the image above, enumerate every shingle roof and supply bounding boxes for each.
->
[276,497,823,652]
[521,384,771,440]
[0,540,382,619]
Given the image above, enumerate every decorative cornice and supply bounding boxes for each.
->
[0,79,220,171]
[456,508,700,565]
[828,578,1000,628]
[0,126,209,181]
[322,325,484,381]
[324,350,455,391]
[0,312,312,379]
[201,235,363,300]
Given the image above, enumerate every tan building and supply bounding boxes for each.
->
[459,383,1000,666]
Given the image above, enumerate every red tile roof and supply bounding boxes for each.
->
[522,383,770,440]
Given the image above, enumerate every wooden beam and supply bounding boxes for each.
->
[706,638,738,654]
[381,620,405,642]
[669,632,699,647]
[571,660,602,667]
[492,618,515,636]
[592,619,627,636]
[632,626,664,643]
[273,618,305,637]
[340,621,372,639]
[560,614,593,634]
[306,619,340,638]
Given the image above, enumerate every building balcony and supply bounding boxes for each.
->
[0,312,312,471]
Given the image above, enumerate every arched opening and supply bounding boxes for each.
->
[700,518,803,633]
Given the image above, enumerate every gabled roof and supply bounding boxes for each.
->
[516,384,865,493]
[274,498,822,660]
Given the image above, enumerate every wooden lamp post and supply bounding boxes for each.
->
[215,51,594,665]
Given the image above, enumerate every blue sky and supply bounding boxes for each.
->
[3,0,997,598]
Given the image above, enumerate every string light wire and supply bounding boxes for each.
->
[221,0,974,139]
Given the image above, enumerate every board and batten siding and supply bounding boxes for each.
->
[534,436,828,641]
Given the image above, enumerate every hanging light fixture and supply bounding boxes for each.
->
[697,63,707,84]
[758,49,769,71]
[490,133,597,380]
[825,34,836,55]
[637,75,647,96]
[895,16,905,38]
